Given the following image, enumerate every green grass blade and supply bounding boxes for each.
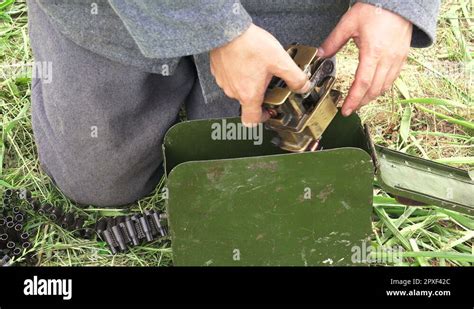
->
[374,251,474,263]
[0,179,13,188]
[401,251,474,262]
[416,105,474,130]
[412,131,473,142]
[434,208,474,230]
[374,207,411,249]
[409,238,430,266]
[0,0,15,11]
[434,156,474,165]
[400,105,412,144]
[398,97,468,109]
[394,78,411,99]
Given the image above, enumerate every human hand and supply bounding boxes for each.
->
[319,2,413,116]
[210,24,311,126]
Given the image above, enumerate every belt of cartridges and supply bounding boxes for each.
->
[1,189,168,262]
[1,189,34,266]
[95,211,168,255]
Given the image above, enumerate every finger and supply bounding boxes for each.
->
[360,60,393,105]
[216,69,238,99]
[342,51,378,116]
[210,61,215,76]
[214,76,224,90]
[237,72,272,126]
[318,15,354,58]
[239,82,269,126]
[214,76,232,98]
[223,75,238,99]
[261,108,271,122]
[382,57,406,93]
[269,49,311,93]
[241,103,268,127]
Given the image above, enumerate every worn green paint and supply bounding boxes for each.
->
[166,149,374,266]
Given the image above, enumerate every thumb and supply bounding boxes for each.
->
[270,49,311,93]
[319,17,353,58]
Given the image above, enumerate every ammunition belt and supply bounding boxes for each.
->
[95,211,168,255]
[0,189,32,266]
[1,189,169,264]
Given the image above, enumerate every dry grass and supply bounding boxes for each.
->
[0,0,472,266]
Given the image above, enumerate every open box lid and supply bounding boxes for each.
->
[371,144,474,215]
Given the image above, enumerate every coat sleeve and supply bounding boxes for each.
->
[357,0,441,47]
[108,0,253,58]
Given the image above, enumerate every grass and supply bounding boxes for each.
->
[1,0,473,266]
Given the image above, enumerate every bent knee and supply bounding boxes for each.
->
[41,161,161,207]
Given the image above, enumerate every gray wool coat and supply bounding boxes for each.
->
[36,0,440,107]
